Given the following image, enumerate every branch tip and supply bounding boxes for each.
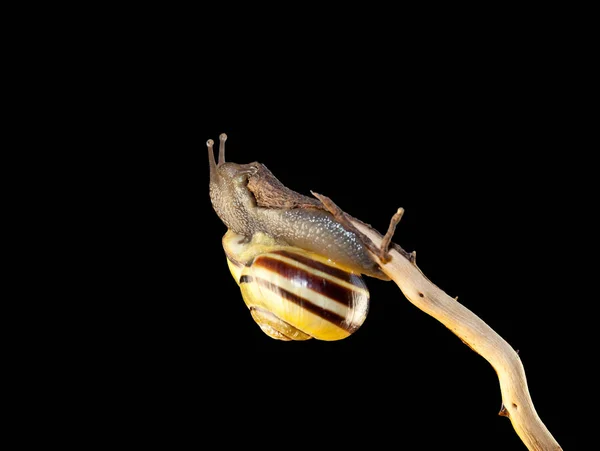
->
[310,191,340,215]
[380,207,405,263]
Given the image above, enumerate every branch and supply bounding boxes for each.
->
[315,193,562,451]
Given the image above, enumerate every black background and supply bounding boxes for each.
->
[72,26,593,450]
[190,74,589,449]
[194,117,579,450]
[17,6,597,448]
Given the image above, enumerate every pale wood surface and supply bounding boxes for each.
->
[351,219,562,450]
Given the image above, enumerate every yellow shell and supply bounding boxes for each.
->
[223,230,370,341]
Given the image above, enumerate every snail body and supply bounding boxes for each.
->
[208,133,383,341]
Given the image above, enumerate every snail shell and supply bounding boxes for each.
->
[222,230,370,341]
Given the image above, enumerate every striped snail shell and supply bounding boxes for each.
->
[222,230,370,341]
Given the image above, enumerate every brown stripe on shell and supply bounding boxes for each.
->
[253,255,364,307]
[270,250,357,283]
[253,276,353,331]
[240,275,253,284]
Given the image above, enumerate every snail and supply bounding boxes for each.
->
[208,133,390,341]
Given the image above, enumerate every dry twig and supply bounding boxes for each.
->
[314,193,562,451]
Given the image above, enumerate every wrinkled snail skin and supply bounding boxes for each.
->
[208,161,259,238]
[208,134,386,279]
[208,134,374,341]
[223,231,369,341]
